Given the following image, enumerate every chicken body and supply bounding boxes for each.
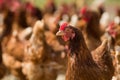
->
[77,9,103,51]
[56,25,114,80]
[65,27,104,80]
[22,20,58,80]
[2,35,26,80]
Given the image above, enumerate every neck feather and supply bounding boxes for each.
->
[68,28,95,64]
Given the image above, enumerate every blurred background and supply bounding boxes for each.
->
[0,0,120,80]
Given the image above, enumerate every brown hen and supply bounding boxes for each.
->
[56,23,114,80]
[22,20,60,80]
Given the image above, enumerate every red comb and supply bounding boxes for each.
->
[59,22,68,31]
[80,7,87,15]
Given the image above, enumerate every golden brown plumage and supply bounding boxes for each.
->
[22,20,59,80]
[2,34,26,80]
[91,39,115,80]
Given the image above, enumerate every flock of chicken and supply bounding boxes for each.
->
[0,1,120,80]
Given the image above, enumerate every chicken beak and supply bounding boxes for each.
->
[56,31,65,36]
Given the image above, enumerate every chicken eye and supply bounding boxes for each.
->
[65,28,72,32]
[65,29,69,32]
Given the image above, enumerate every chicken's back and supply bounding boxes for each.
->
[92,39,115,80]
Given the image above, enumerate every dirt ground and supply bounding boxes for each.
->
[1,73,65,80]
